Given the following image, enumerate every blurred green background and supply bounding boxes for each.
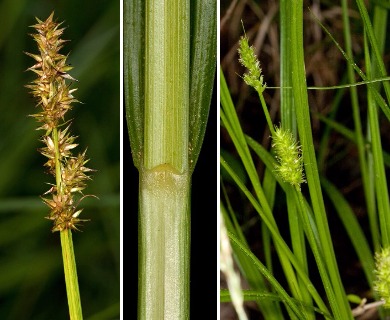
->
[0,0,119,319]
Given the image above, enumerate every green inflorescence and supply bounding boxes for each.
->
[26,13,94,232]
[374,247,390,308]
[272,126,305,190]
[237,35,266,94]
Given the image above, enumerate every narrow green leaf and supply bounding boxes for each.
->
[124,0,145,168]
[221,70,307,307]
[315,113,390,168]
[227,232,307,319]
[364,2,390,249]
[221,289,332,319]
[220,156,330,316]
[220,70,273,223]
[355,0,390,105]
[221,202,283,319]
[221,289,280,303]
[364,36,390,247]
[321,177,374,286]
[125,0,216,171]
[290,3,352,318]
[280,0,296,133]
[188,0,216,172]
[311,11,390,122]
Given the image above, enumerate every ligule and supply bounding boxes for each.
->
[26,12,94,232]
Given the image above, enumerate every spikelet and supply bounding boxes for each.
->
[237,33,266,94]
[374,247,390,308]
[26,12,94,232]
[272,126,306,190]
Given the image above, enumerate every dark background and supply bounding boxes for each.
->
[0,1,119,319]
[124,79,217,318]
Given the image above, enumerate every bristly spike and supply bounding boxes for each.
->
[237,26,266,94]
[374,247,390,308]
[26,12,95,232]
[272,126,306,190]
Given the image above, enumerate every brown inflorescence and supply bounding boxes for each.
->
[26,12,94,232]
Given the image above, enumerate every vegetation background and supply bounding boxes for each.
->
[0,0,119,319]
[221,0,390,318]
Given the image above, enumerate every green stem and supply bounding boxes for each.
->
[341,0,379,252]
[139,167,190,319]
[366,5,390,248]
[290,3,352,319]
[259,94,275,137]
[60,229,83,320]
[280,0,296,134]
[53,127,83,320]
[287,188,313,320]
[144,0,189,172]
[139,0,190,318]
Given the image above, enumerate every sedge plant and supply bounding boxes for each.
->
[124,0,216,319]
[221,1,390,319]
[26,12,94,320]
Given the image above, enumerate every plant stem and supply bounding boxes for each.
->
[139,167,190,319]
[53,127,83,320]
[144,0,189,172]
[366,5,390,248]
[26,13,89,320]
[138,0,190,318]
[290,2,352,318]
[280,0,296,134]
[61,229,83,320]
[341,0,379,252]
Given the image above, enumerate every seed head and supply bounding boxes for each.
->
[26,12,78,135]
[272,126,305,190]
[26,12,94,232]
[374,247,390,308]
[237,34,266,94]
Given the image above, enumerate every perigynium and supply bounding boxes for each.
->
[26,12,94,232]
